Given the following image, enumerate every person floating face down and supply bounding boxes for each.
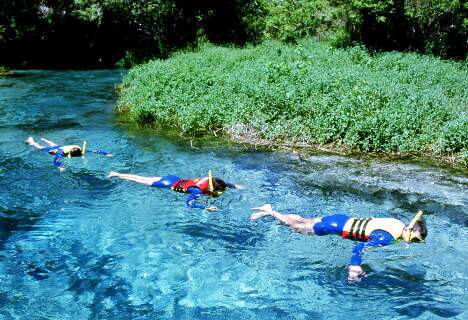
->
[108,170,243,211]
[25,137,112,171]
[250,205,427,282]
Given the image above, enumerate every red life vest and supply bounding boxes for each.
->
[171,177,211,194]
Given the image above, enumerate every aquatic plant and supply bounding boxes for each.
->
[118,40,468,164]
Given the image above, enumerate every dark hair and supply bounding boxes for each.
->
[212,178,227,193]
[69,147,82,157]
[412,221,427,242]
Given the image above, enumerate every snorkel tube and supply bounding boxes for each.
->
[82,141,87,157]
[208,170,214,193]
[404,210,424,242]
[208,170,223,196]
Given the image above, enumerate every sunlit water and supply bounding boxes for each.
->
[0,70,467,320]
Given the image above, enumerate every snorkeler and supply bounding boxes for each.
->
[250,205,427,282]
[25,137,112,171]
[107,170,243,211]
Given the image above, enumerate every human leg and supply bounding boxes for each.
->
[150,175,180,188]
[40,137,58,147]
[25,137,45,149]
[108,171,161,186]
[251,204,320,235]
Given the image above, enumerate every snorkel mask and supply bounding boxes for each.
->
[208,170,224,196]
[404,210,425,242]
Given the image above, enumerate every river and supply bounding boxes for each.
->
[0,70,466,319]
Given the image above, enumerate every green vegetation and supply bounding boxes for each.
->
[1,0,465,67]
[263,0,467,59]
[0,66,9,75]
[0,0,265,67]
[118,40,468,164]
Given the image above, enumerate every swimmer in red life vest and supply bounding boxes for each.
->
[26,137,112,171]
[250,204,427,282]
[108,170,243,211]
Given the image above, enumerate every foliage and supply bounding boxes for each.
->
[262,0,467,59]
[0,65,9,75]
[262,0,345,43]
[344,0,467,59]
[0,0,265,67]
[118,40,468,162]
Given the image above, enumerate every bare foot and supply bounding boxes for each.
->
[206,206,218,212]
[252,204,273,212]
[250,211,272,221]
[25,137,34,144]
[107,171,119,178]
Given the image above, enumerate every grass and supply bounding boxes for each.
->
[117,39,468,165]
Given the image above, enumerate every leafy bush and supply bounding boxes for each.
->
[342,0,467,59]
[0,66,9,75]
[263,0,467,59]
[118,40,468,162]
[263,0,346,43]
[0,0,265,67]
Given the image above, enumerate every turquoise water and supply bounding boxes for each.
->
[0,70,467,320]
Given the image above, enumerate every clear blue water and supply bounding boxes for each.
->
[0,70,467,320]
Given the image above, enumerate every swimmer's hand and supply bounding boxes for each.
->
[347,265,365,283]
[206,206,218,212]
[233,184,245,189]
[59,166,65,172]
[25,137,34,144]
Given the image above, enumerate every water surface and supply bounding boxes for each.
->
[0,70,466,319]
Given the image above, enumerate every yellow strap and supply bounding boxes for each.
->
[208,170,214,192]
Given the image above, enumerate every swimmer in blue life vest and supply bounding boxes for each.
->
[250,204,427,282]
[26,137,112,171]
[107,170,244,211]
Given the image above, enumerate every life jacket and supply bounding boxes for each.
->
[171,177,211,194]
[341,218,405,241]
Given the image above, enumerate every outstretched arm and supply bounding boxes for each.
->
[88,149,112,157]
[185,187,218,211]
[186,187,205,209]
[53,149,66,171]
[226,183,245,189]
[348,230,394,281]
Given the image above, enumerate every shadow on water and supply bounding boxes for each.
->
[65,244,155,320]
[171,301,324,320]
[298,178,468,227]
[6,117,82,130]
[169,220,265,252]
[0,205,43,250]
[0,156,116,246]
[361,266,463,318]
[1,238,157,319]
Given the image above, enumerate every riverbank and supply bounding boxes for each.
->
[117,40,468,167]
